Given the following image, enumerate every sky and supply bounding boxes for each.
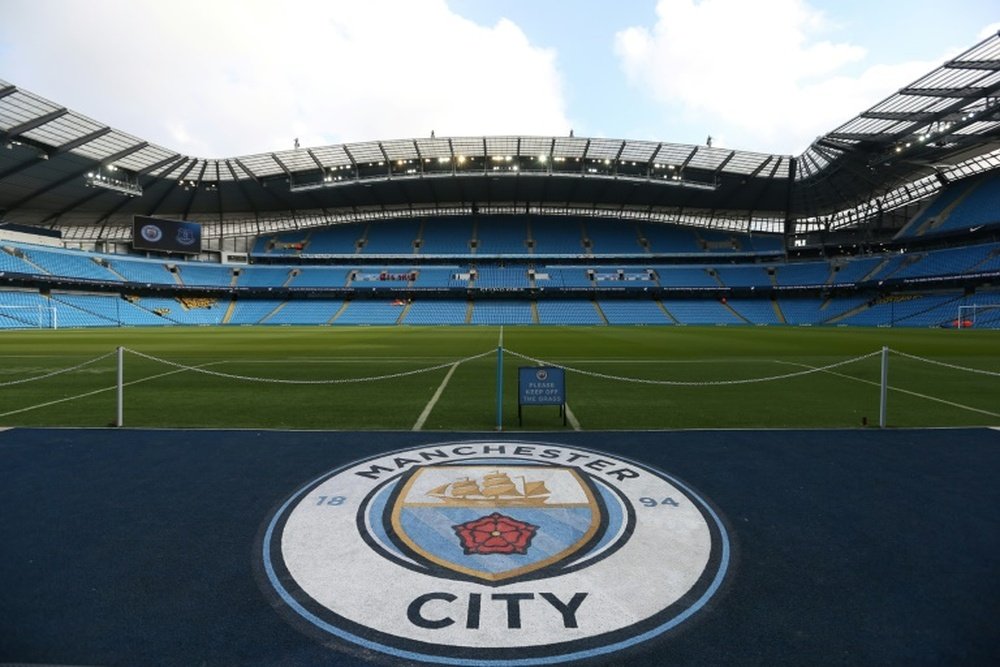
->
[0,0,996,159]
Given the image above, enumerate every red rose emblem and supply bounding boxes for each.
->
[453,512,538,555]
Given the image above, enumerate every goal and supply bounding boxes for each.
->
[0,304,58,329]
[956,304,1000,329]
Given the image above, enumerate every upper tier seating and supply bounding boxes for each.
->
[896,172,1000,239]
[361,221,419,255]
[420,218,474,254]
[583,220,644,254]
[475,219,529,255]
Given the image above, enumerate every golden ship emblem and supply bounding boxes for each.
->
[426,470,551,507]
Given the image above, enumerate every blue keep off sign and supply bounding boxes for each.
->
[518,367,565,405]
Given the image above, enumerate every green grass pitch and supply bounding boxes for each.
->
[0,326,997,430]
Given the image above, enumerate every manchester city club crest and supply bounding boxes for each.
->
[258,441,730,665]
[389,465,602,584]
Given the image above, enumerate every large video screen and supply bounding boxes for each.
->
[132,216,202,254]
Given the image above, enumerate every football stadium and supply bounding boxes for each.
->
[1,13,998,667]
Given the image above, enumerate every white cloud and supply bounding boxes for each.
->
[979,22,1000,40]
[614,0,941,154]
[0,0,571,157]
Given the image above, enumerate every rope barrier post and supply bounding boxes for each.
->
[879,346,888,428]
[116,346,124,428]
[496,346,504,431]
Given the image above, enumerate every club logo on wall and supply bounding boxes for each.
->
[258,441,730,665]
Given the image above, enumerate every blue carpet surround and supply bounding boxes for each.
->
[1,428,998,666]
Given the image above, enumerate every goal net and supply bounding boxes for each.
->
[956,304,1000,329]
[0,304,58,329]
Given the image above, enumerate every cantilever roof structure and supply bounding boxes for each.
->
[1,32,998,237]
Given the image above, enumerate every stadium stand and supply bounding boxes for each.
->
[637,223,702,254]
[896,172,1000,238]
[470,301,534,325]
[653,266,719,288]
[660,299,746,325]
[420,218,474,255]
[714,265,771,288]
[291,268,353,288]
[403,300,468,325]
[299,225,361,255]
[0,247,43,275]
[530,218,585,255]
[360,220,419,255]
[727,298,784,325]
[237,266,293,288]
[473,264,530,289]
[773,262,830,286]
[598,300,671,325]
[106,258,174,284]
[177,264,233,287]
[334,300,405,325]
[536,300,605,325]
[583,219,644,255]
[265,299,343,325]
[20,247,120,282]
[474,218,529,255]
[229,299,282,325]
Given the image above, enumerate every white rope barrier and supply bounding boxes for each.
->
[889,349,1000,378]
[0,351,116,387]
[122,347,496,385]
[502,348,883,386]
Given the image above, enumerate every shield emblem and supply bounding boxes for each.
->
[388,465,602,584]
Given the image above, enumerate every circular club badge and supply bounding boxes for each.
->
[140,224,162,243]
[259,441,729,665]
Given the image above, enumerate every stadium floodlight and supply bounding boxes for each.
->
[84,165,142,197]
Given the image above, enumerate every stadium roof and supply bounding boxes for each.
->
[1,32,998,236]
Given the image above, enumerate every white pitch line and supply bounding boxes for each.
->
[564,403,581,431]
[412,362,460,431]
[776,361,1000,420]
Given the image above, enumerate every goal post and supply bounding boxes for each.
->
[0,304,58,329]
[957,304,1000,329]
